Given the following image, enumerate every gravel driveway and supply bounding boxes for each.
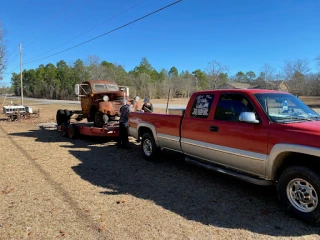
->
[0,103,319,239]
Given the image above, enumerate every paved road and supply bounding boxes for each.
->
[7,96,320,113]
[6,96,187,109]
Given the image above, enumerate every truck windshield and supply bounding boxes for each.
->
[93,84,119,92]
[253,93,320,123]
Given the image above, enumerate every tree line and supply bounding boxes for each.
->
[1,18,320,99]
[7,55,320,100]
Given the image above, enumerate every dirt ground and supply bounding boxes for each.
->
[0,99,320,239]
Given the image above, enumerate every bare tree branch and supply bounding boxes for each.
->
[261,63,275,82]
[0,21,7,79]
[316,54,320,71]
[206,60,229,89]
[283,59,310,80]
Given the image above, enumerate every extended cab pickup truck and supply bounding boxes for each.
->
[129,89,320,224]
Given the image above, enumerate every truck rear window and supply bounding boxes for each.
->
[190,94,214,118]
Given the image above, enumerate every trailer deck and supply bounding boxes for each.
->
[72,122,119,137]
[56,109,120,139]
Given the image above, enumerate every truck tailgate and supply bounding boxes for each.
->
[129,112,183,150]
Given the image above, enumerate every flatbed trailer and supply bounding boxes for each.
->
[56,109,119,139]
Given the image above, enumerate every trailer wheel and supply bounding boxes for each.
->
[67,124,78,139]
[60,122,68,137]
[141,133,160,161]
[65,110,71,117]
[64,110,72,122]
[56,109,65,126]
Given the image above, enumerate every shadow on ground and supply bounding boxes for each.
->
[10,123,320,237]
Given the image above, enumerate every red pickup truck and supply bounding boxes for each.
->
[129,89,320,224]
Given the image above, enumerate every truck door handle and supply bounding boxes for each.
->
[209,126,219,132]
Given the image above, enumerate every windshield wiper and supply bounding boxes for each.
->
[293,116,313,121]
[275,116,312,123]
[286,116,312,122]
[309,115,320,121]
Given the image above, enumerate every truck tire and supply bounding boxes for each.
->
[141,133,160,161]
[67,124,78,139]
[103,114,109,124]
[278,166,320,224]
[94,112,104,128]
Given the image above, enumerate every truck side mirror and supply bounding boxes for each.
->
[119,86,129,97]
[239,112,260,124]
[74,84,80,96]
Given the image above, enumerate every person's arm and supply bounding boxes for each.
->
[142,104,151,112]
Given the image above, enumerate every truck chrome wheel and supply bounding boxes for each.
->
[143,139,152,156]
[287,178,318,213]
[278,166,320,224]
[141,133,160,161]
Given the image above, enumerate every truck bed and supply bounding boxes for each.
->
[129,112,183,151]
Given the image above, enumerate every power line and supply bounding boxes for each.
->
[25,0,182,65]
[7,52,20,65]
[2,66,20,84]
[22,0,75,45]
[3,65,20,76]
[7,0,75,64]
[24,0,147,63]
[24,0,95,48]
[7,43,19,58]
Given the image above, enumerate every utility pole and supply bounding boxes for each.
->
[20,43,24,105]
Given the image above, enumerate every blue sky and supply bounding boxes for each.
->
[1,0,320,86]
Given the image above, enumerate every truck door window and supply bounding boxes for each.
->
[214,94,255,121]
[190,94,214,118]
[80,84,90,95]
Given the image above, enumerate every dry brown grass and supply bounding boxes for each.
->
[0,97,320,239]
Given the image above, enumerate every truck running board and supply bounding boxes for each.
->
[185,157,273,186]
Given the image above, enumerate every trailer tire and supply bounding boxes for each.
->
[65,110,71,117]
[141,133,160,161]
[64,110,72,122]
[67,124,78,139]
[56,109,65,126]
[61,122,68,137]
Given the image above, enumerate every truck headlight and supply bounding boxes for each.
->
[103,95,109,102]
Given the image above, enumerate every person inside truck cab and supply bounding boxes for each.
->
[132,96,143,112]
